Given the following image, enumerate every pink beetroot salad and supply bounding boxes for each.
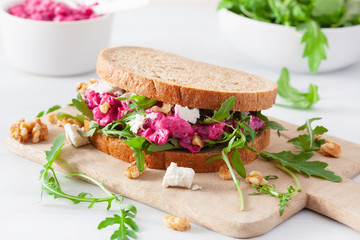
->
[8,0,100,21]
[84,89,265,153]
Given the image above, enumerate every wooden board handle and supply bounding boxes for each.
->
[306,178,360,231]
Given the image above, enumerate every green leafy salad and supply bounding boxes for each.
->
[218,0,360,73]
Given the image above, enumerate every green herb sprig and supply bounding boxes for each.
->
[249,164,301,216]
[41,134,139,240]
[261,151,342,182]
[288,117,328,151]
[277,68,320,109]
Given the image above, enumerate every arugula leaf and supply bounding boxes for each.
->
[129,95,158,111]
[289,117,328,151]
[41,134,139,240]
[202,96,236,124]
[147,138,182,152]
[297,20,328,73]
[72,94,93,119]
[98,203,139,240]
[277,68,320,109]
[249,164,301,216]
[261,151,342,182]
[256,111,286,136]
[44,133,65,168]
[231,149,246,178]
[36,104,61,118]
[124,137,149,172]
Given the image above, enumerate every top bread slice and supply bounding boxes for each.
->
[97,46,277,111]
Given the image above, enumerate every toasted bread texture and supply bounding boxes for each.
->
[85,121,270,173]
[97,46,277,111]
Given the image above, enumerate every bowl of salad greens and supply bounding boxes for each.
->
[217,0,360,73]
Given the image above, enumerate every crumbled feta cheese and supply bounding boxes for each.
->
[191,185,202,191]
[174,105,200,124]
[128,114,147,134]
[147,112,158,120]
[162,162,195,189]
[88,80,120,94]
[64,124,89,147]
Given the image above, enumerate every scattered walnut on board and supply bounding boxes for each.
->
[245,171,268,186]
[10,118,48,144]
[320,140,341,158]
[218,164,232,180]
[124,161,147,179]
[47,112,58,124]
[163,216,191,231]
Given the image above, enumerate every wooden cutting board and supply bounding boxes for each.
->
[6,107,360,238]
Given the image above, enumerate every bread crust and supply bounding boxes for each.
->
[96,46,277,111]
[85,121,270,173]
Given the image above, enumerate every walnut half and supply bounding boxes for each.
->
[10,118,48,144]
[124,161,147,179]
[245,171,268,186]
[163,216,191,231]
[320,140,341,158]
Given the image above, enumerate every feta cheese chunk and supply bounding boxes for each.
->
[88,80,121,94]
[174,105,200,124]
[128,114,147,134]
[162,162,195,189]
[64,124,89,147]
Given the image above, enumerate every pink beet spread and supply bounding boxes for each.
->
[84,89,265,153]
[8,0,100,21]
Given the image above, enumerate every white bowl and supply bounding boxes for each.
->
[0,1,113,76]
[218,9,360,73]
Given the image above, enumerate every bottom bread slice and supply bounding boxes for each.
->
[85,121,270,173]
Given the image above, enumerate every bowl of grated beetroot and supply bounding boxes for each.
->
[0,0,113,76]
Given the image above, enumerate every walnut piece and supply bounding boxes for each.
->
[218,164,232,180]
[245,171,268,186]
[192,133,204,148]
[320,140,341,158]
[10,118,48,144]
[99,102,111,114]
[57,117,82,128]
[163,216,191,231]
[31,118,49,143]
[47,112,58,124]
[151,103,173,115]
[124,161,147,179]
[76,79,97,95]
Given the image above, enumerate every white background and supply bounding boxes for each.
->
[0,1,359,239]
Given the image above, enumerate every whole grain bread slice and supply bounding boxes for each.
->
[97,46,277,111]
[85,120,270,173]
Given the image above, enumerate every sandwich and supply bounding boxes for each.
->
[76,46,279,173]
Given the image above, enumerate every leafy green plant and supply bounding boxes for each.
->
[41,134,139,240]
[249,165,301,216]
[261,150,342,182]
[277,68,320,109]
[288,117,328,151]
[218,0,360,73]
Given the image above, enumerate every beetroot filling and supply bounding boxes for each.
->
[84,89,265,153]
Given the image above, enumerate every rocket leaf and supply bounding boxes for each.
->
[260,151,342,182]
